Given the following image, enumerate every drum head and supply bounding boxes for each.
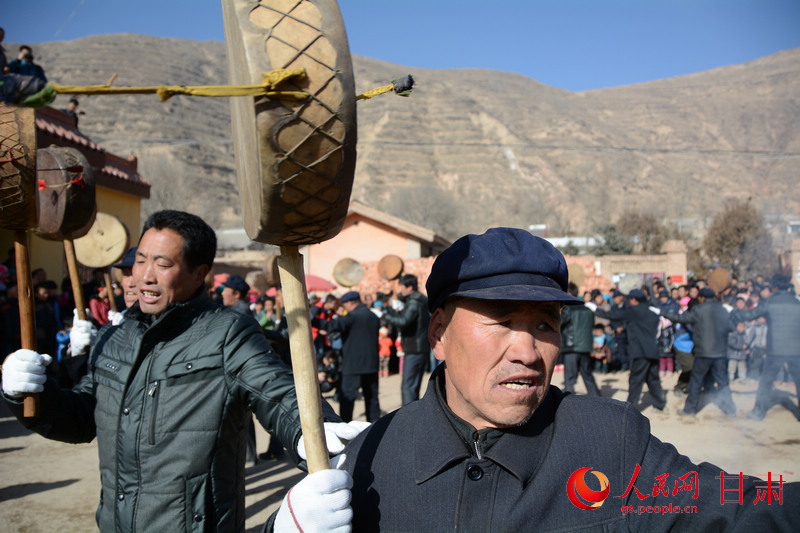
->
[567,264,585,287]
[378,254,404,280]
[74,212,130,268]
[333,257,363,287]
[616,274,642,295]
[707,268,731,294]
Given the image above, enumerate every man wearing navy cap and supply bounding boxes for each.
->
[220,274,252,316]
[111,246,139,317]
[658,287,737,417]
[313,290,382,422]
[589,288,667,412]
[271,228,799,532]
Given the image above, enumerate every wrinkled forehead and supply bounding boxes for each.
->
[138,228,187,259]
[454,297,562,321]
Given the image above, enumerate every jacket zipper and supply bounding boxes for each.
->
[147,381,159,446]
[473,435,482,460]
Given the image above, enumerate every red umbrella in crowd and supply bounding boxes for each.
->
[305,274,336,293]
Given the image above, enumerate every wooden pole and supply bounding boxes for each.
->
[104,271,118,313]
[15,230,38,417]
[63,239,87,321]
[277,246,330,473]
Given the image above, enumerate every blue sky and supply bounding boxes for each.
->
[3,0,799,91]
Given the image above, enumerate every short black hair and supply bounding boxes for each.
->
[141,210,216,272]
[567,282,579,297]
[771,274,793,292]
[398,274,418,291]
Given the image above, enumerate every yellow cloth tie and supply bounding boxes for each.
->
[356,83,395,101]
[50,68,309,102]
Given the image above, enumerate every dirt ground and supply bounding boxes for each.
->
[1,370,798,532]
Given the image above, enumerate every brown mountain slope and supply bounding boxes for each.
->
[24,35,800,240]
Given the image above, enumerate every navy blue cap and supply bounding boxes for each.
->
[222,274,250,294]
[628,289,646,302]
[425,227,583,312]
[699,288,716,298]
[112,247,137,269]
[340,291,360,303]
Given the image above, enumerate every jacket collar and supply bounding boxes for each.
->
[413,365,560,489]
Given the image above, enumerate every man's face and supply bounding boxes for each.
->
[397,283,413,297]
[221,286,239,307]
[134,228,208,316]
[429,298,562,430]
[119,266,137,308]
[689,286,699,299]
[35,286,48,302]
[343,300,358,313]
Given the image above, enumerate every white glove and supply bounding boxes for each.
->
[584,302,597,312]
[391,299,403,311]
[297,421,370,460]
[2,349,53,398]
[274,464,353,533]
[108,310,124,326]
[70,310,96,356]
[648,306,662,315]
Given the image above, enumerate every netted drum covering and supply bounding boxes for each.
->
[224,0,357,245]
[0,104,37,230]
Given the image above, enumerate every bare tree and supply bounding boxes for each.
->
[616,209,669,254]
[702,198,776,280]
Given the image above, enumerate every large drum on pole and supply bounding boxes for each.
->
[35,146,98,320]
[223,0,357,246]
[224,0,359,473]
[0,103,39,416]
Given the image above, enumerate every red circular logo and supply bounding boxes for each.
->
[567,467,610,510]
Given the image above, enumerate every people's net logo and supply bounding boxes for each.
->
[567,467,610,510]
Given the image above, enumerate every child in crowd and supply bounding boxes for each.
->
[378,327,392,378]
[591,324,612,373]
[317,349,340,394]
[657,315,675,377]
[727,321,752,383]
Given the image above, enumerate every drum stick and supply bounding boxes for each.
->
[15,231,39,417]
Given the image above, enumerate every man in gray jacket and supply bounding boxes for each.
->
[731,275,800,420]
[659,287,736,417]
[1,210,362,532]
